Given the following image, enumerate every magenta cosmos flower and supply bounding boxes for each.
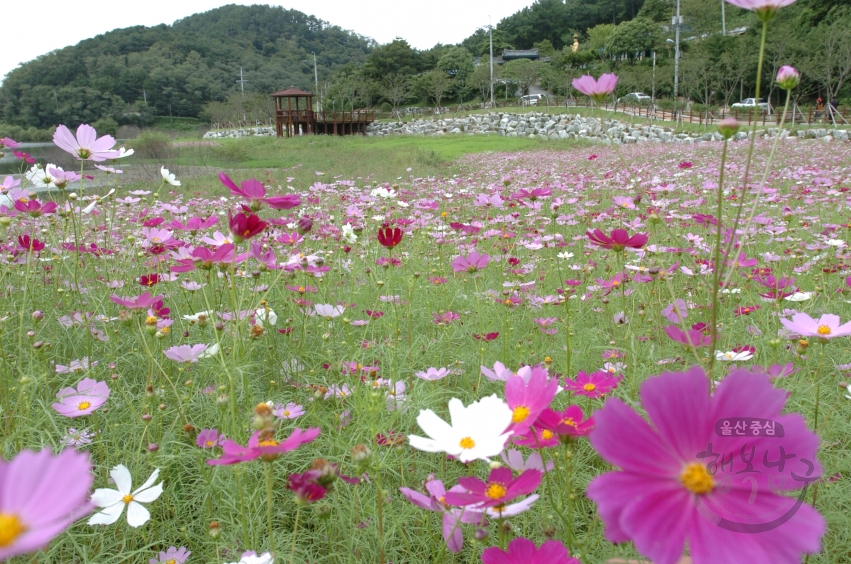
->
[51,377,110,417]
[572,73,618,103]
[0,448,94,560]
[780,312,851,341]
[586,228,648,252]
[587,366,824,564]
[536,405,595,439]
[563,371,621,399]
[53,124,119,161]
[444,467,542,510]
[207,428,320,465]
[664,325,711,348]
[219,172,300,210]
[399,480,486,553]
[451,251,491,273]
[482,538,579,564]
[504,370,558,436]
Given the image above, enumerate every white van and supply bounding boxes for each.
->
[521,94,546,106]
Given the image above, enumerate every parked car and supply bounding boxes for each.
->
[731,98,770,111]
[618,92,651,103]
[520,94,546,106]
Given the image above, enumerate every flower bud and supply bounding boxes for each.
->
[253,402,275,429]
[297,217,313,235]
[209,521,221,539]
[776,65,799,91]
[31,310,44,322]
[717,118,740,140]
[351,444,372,466]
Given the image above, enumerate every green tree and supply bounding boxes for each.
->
[586,23,617,59]
[605,18,660,60]
[638,0,671,22]
[362,39,420,81]
[436,47,474,82]
[533,39,556,57]
[502,59,541,95]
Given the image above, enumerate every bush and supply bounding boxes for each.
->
[116,125,141,140]
[132,131,174,160]
[380,102,392,113]
[92,117,119,136]
[210,142,250,163]
[0,123,53,142]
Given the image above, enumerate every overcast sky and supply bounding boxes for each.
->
[2,0,537,81]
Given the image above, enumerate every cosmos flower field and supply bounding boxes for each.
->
[2,120,851,564]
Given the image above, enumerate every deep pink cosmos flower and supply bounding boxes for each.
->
[399,480,487,553]
[53,124,119,161]
[51,378,110,417]
[563,371,621,399]
[444,467,541,511]
[0,448,94,560]
[572,74,619,103]
[586,228,648,252]
[228,208,267,243]
[287,472,328,504]
[473,332,500,341]
[13,198,58,217]
[451,251,491,273]
[780,312,851,340]
[0,137,20,149]
[587,366,824,564]
[219,172,300,210]
[504,370,558,436]
[664,325,712,348]
[482,538,580,564]
[169,215,218,232]
[110,291,164,310]
[207,428,320,465]
[170,243,247,273]
[536,406,595,439]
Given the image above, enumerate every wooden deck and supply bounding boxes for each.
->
[274,109,375,137]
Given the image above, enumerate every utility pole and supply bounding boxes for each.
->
[651,50,656,105]
[313,52,319,111]
[673,0,682,119]
[488,18,494,107]
[143,90,147,105]
[236,66,248,98]
[721,0,727,35]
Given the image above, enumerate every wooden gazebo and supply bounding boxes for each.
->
[272,88,314,138]
[271,87,376,139]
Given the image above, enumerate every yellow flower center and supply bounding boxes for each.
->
[0,513,26,547]
[562,418,576,427]
[541,430,554,440]
[283,410,291,417]
[680,463,714,495]
[78,401,91,411]
[512,406,531,423]
[122,494,134,504]
[817,325,832,336]
[205,440,214,447]
[611,280,620,287]
[166,560,177,564]
[583,383,596,392]
[459,437,475,449]
[258,439,280,448]
[145,315,158,325]
[485,483,507,500]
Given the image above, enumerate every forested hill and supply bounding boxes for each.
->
[0,4,374,129]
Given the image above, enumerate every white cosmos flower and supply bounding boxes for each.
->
[114,147,134,159]
[226,551,274,564]
[715,350,754,362]
[370,187,396,199]
[341,224,358,244]
[315,304,344,319]
[182,311,213,323]
[408,395,513,463]
[557,252,575,260]
[198,343,220,359]
[82,189,116,214]
[88,465,163,527]
[844,384,851,400]
[785,292,813,302]
[160,167,181,186]
[254,307,278,327]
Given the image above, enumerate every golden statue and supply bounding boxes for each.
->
[572,34,580,53]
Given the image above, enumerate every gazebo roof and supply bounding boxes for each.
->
[271,87,313,97]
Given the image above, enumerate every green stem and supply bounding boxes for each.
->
[265,463,276,558]
[706,138,730,381]
[288,506,301,564]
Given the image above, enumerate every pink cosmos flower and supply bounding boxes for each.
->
[724,0,797,20]
[163,344,213,363]
[170,244,246,273]
[780,312,851,340]
[110,291,164,310]
[536,406,595,439]
[586,228,648,251]
[0,449,94,560]
[169,215,218,232]
[273,402,305,419]
[51,378,110,417]
[563,371,621,399]
[0,137,21,149]
[196,429,225,449]
[444,467,541,510]
[572,73,619,103]
[504,371,559,436]
[432,311,460,325]
[13,198,58,217]
[451,251,491,273]
[150,546,191,564]
[587,366,824,564]
[286,471,328,504]
[219,172,301,210]
[482,538,579,564]
[207,428,320,465]
[662,299,689,323]
[46,166,81,189]
[664,325,712,348]
[55,357,97,373]
[399,480,487,553]
[53,124,119,161]
[500,449,554,473]
[416,367,450,381]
